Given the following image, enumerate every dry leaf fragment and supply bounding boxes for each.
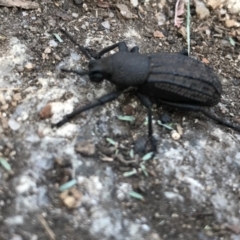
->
[0,0,39,9]
[178,26,187,39]
[174,0,185,28]
[75,140,96,156]
[205,0,222,9]
[226,224,240,234]
[55,11,72,21]
[116,4,137,19]
[225,19,240,28]
[39,104,52,119]
[97,1,110,8]
[202,57,210,64]
[153,30,165,38]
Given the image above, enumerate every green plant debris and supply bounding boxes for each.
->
[59,179,77,192]
[229,37,235,46]
[140,163,148,177]
[115,149,119,155]
[123,169,137,177]
[144,117,148,126]
[0,158,11,172]
[186,0,191,55]
[106,137,118,146]
[129,191,144,200]
[157,120,174,130]
[142,152,154,161]
[118,115,135,122]
[129,149,134,159]
[54,33,63,43]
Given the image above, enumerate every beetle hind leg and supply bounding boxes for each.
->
[159,100,240,132]
[200,109,240,132]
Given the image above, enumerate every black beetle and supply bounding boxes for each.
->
[52,29,240,151]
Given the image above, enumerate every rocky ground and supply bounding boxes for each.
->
[0,0,240,239]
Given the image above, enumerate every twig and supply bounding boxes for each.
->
[0,0,39,9]
[0,88,21,91]
[38,215,56,240]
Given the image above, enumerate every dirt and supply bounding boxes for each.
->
[0,0,240,240]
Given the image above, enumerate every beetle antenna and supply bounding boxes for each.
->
[61,68,89,76]
[200,109,240,132]
[59,28,92,60]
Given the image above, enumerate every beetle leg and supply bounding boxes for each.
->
[52,91,122,128]
[95,42,129,58]
[159,100,202,111]
[159,100,240,132]
[200,109,240,132]
[130,46,140,53]
[179,48,188,56]
[136,93,157,153]
[59,28,92,60]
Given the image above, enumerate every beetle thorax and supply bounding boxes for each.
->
[101,52,150,87]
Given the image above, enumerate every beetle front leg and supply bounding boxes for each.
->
[137,93,157,153]
[179,49,188,56]
[130,46,140,53]
[52,91,122,128]
[59,28,92,59]
[95,42,129,58]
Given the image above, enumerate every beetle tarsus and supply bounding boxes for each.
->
[200,109,240,132]
[52,115,70,128]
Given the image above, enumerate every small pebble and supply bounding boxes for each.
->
[49,40,58,48]
[130,0,139,7]
[1,118,8,129]
[29,26,37,32]
[141,224,150,232]
[11,235,23,240]
[13,93,22,102]
[82,3,88,11]
[75,140,95,156]
[44,47,51,54]
[73,0,83,5]
[11,101,17,107]
[171,130,180,140]
[72,13,79,18]
[60,188,82,209]
[172,213,179,218]
[160,113,171,124]
[48,18,56,27]
[0,92,5,104]
[109,12,114,18]
[81,24,87,30]
[101,20,110,30]
[195,0,210,19]
[8,119,21,131]
[1,104,9,110]
[24,62,35,70]
[16,65,24,72]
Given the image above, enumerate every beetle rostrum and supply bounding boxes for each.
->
[52,29,240,152]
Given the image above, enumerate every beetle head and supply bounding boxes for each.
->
[88,58,112,82]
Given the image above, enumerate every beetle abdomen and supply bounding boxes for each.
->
[144,53,222,106]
